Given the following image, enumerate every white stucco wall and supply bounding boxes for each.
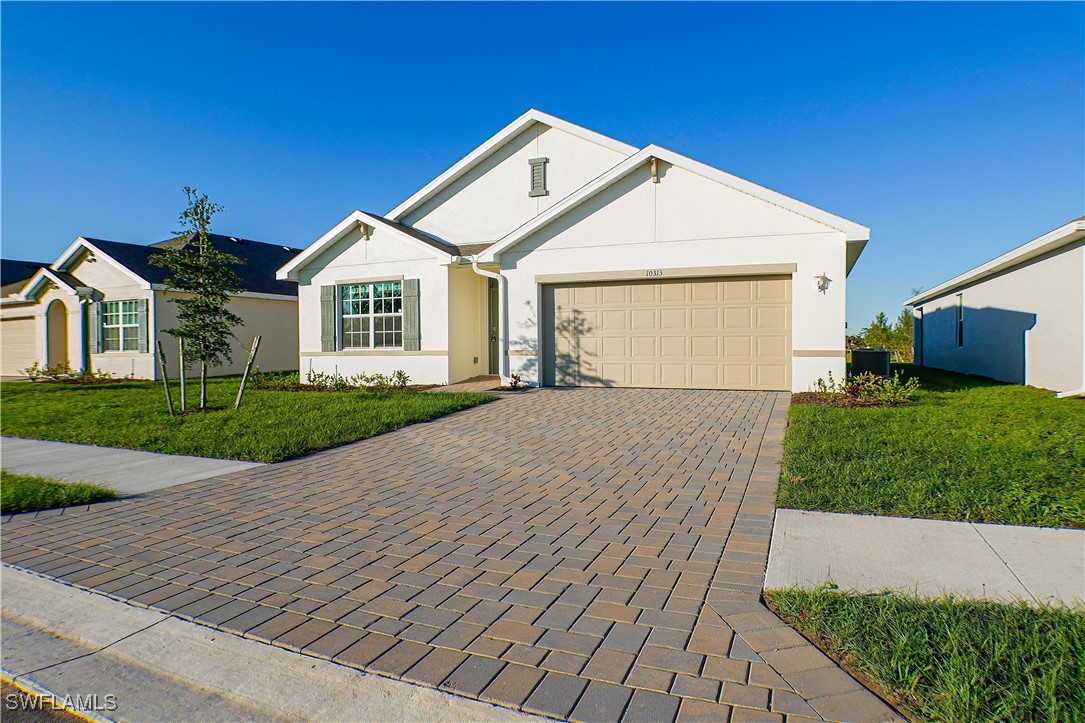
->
[914,240,1084,393]
[402,123,630,245]
[498,162,850,391]
[155,292,299,378]
[297,225,451,384]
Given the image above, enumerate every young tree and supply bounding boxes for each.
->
[150,187,244,409]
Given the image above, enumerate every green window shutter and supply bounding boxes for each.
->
[320,285,338,352]
[403,279,420,351]
[89,301,103,354]
[137,298,150,353]
[528,157,549,197]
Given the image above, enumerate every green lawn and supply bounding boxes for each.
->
[0,378,495,462]
[779,365,1084,528]
[1,470,116,514]
[766,589,1085,723]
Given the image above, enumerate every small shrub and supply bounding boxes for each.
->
[22,361,121,385]
[250,367,300,391]
[799,371,920,407]
[391,370,410,390]
[509,373,523,390]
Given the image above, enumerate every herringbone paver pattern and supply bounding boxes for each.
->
[2,389,900,722]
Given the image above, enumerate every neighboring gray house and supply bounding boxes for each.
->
[905,217,1084,396]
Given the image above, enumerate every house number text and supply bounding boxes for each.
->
[645,269,664,277]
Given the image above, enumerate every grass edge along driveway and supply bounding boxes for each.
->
[1,378,496,463]
[1,470,117,514]
[778,365,1084,528]
[766,588,1085,723]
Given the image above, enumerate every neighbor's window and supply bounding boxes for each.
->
[341,281,403,349]
[955,294,964,348]
[102,300,140,352]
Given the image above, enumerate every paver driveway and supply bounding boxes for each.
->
[2,389,899,722]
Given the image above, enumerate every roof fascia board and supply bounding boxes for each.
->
[18,267,80,301]
[52,237,151,289]
[277,212,367,280]
[905,219,1085,306]
[277,211,452,281]
[387,109,637,222]
[479,144,870,262]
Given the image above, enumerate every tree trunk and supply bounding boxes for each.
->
[200,361,208,409]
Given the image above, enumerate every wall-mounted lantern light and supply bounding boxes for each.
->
[815,273,832,294]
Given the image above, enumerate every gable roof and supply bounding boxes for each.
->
[386,109,637,221]
[16,266,84,302]
[54,234,304,297]
[476,144,871,267]
[1,259,49,290]
[905,216,1085,307]
[277,210,492,281]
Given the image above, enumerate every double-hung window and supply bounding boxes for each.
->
[341,281,403,348]
[955,294,964,348]
[102,300,141,352]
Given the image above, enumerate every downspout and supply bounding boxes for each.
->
[463,256,510,384]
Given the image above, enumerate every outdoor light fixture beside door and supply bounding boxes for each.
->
[815,273,832,293]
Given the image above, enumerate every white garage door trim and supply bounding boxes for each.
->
[543,274,792,391]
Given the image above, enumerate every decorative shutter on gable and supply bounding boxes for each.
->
[89,301,103,354]
[137,298,150,353]
[528,157,549,197]
[402,279,420,352]
[320,285,337,352]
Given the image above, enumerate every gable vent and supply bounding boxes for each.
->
[529,157,549,198]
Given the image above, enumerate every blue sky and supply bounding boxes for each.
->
[3,2,1082,330]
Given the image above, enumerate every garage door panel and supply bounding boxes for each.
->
[756,306,788,330]
[601,309,628,331]
[601,336,628,357]
[691,307,720,330]
[724,335,753,359]
[660,336,687,358]
[724,307,752,330]
[548,275,791,390]
[630,363,658,387]
[691,336,719,358]
[631,336,657,357]
[756,278,790,300]
[660,308,687,330]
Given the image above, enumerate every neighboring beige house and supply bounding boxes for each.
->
[279,109,870,392]
[0,234,302,379]
[905,217,1085,396]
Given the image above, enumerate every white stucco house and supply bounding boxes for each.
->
[0,234,302,379]
[278,109,870,391]
[905,217,1085,396]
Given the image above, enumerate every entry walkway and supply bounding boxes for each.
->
[766,509,1085,608]
[1,436,263,496]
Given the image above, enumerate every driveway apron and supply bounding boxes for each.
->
[2,389,899,722]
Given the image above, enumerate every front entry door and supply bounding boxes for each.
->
[488,279,499,374]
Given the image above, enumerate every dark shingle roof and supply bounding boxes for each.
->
[1,259,49,288]
[79,234,302,296]
[366,214,494,257]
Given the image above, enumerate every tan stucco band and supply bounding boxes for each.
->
[328,275,405,286]
[534,263,798,285]
[792,350,847,357]
[304,350,447,357]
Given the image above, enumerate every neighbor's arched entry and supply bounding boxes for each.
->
[46,299,69,369]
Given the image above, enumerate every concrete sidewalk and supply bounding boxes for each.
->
[2,565,534,722]
[766,509,1085,608]
[1,436,262,496]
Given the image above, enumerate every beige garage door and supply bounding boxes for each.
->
[1,315,39,377]
[544,275,791,390]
